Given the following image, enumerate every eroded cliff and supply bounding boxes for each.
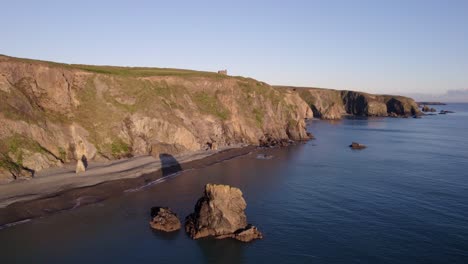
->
[0,55,422,182]
[0,55,312,182]
[279,86,420,119]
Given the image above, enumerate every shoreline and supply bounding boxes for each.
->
[0,145,257,228]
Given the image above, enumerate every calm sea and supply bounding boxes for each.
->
[1,104,468,264]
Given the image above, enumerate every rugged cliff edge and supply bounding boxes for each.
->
[0,55,312,182]
[277,86,421,119]
[0,55,422,182]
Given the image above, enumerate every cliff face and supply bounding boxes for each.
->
[0,55,312,182]
[281,87,420,119]
[0,55,422,183]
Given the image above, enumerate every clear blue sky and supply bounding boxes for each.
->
[1,0,467,94]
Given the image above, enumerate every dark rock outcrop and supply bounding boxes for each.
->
[259,134,292,148]
[278,86,421,119]
[343,91,387,116]
[150,207,181,232]
[421,105,437,112]
[418,102,446,105]
[185,184,262,242]
[386,98,405,115]
[349,142,367,150]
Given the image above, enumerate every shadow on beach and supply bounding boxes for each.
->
[159,153,183,177]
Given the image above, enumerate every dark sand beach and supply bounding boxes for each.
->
[0,146,258,227]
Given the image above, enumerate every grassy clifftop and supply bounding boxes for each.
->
[0,54,225,78]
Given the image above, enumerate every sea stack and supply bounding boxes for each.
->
[75,159,86,173]
[150,207,181,232]
[185,184,262,242]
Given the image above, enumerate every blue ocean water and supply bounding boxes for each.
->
[1,104,468,263]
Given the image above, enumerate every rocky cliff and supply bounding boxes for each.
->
[278,86,421,119]
[0,55,312,182]
[0,55,422,183]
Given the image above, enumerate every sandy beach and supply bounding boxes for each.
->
[0,145,256,227]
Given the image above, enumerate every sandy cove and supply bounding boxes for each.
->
[0,145,256,227]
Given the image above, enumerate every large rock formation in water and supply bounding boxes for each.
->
[280,86,421,119]
[185,184,262,242]
[0,55,312,182]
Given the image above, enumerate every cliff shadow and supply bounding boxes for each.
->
[309,104,321,118]
[159,153,182,177]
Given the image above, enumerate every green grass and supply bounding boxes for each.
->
[252,108,264,127]
[73,64,226,78]
[6,133,45,153]
[288,119,298,128]
[0,155,21,175]
[58,147,66,161]
[193,91,230,120]
[1,54,228,78]
[110,139,131,158]
[0,133,46,169]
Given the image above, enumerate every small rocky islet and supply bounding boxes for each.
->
[149,207,181,232]
[419,104,455,115]
[150,184,262,243]
[349,142,367,150]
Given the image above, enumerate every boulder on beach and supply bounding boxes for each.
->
[349,142,367,150]
[185,184,262,242]
[150,207,181,232]
[259,134,291,148]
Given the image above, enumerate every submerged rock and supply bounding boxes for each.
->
[150,207,181,232]
[349,142,367,150]
[256,154,273,160]
[439,110,455,114]
[185,184,262,242]
[230,224,263,242]
[216,224,263,242]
